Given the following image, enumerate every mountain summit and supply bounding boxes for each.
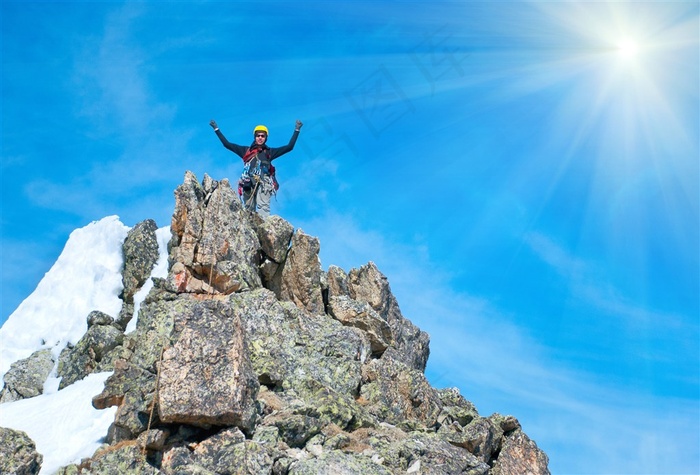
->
[1,171,550,475]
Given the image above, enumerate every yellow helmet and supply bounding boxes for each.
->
[253,125,268,136]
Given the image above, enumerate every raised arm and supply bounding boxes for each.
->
[270,120,303,160]
[210,120,247,158]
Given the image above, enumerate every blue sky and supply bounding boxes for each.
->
[1,1,698,473]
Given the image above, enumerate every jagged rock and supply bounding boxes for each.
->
[438,416,503,463]
[338,262,430,372]
[169,172,261,295]
[74,442,159,475]
[79,172,549,475]
[233,289,369,397]
[327,295,393,354]
[491,430,551,475]
[326,265,351,299]
[137,428,170,451]
[288,449,393,475]
[158,300,259,430]
[117,219,159,328]
[92,359,157,442]
[0,348,54,403]
[161,427,274,474]
[88,310,116,327]
[121,219,159,304]
[279,229,325,315]
[256,215,294,263]
[360,357,442,429]
[0,427,43,475]
[436,387,480,427]
[57,311,124,389]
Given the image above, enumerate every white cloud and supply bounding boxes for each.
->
[291,209,699,474]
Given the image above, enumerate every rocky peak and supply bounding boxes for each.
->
[1,171,550,475]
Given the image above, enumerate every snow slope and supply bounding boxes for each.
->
[0,216,170,474]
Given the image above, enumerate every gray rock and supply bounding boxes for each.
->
[234,289,369,398]
[256,214,294,263]
[490,430,551,475]
[279,229,325,316]
[57,315,124,390]
[121,219,160,304]
[169,172,261,295]
[78,171,550,475]
[360,357,442,429]
[437,417,502,463]
[288,449,393,475]
[158,300,259,430]
[326,265,351,300]
[0,427,43,475]
[370,430,489,475]
[348,262,431,372]
[0,348,54,403]
[88,310,116,327]
[161,428,272,475]
[78,443,160,474]
[436,387,480,427]
[328,295,393,354]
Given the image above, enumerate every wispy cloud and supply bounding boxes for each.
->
[525,231,694,330]
[292,210,699,474]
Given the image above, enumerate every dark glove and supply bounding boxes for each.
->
[210,120,218,130]
[295,119,303,131]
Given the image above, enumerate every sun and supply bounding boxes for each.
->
[616,38,640,59]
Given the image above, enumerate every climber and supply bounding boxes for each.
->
[209,119,303,219]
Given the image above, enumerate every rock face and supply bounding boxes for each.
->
[0,427,43,475]
[6,171,550,475]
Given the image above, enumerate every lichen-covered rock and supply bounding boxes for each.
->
[117,219,160,328]
[288,449,393,475]
[328,295,393,354]
[233,289,369,397]
[57,312,124,389]
[0,427,43,475]
[279,230,325,315]
[256,214,294,264]
[161,428,273,474]
[375,430,489,475]
[158,300,259,430]
[491,430,551,475]
[169,172,262,295]
[78,442,160,475]
[347,262,430,372]
[360,357,442,429]
[438,416,502,463]
[78,172,549,475]
[0,348,54,403]
[121,219,159,304]
[436,387,480,427]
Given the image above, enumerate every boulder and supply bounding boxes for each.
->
[0,348,54,403]
[279,229,325,316]
[327,295,393,354]
[360,356,442,429]
[57,311,124,389]
[288,449,392,475]
[121,219,159,303]
[77,171,550,475]
[491,430,551,475]
[158,300,259,430]
[169,172,261,295]
[341,262,430,372]
[118,219,159,328]
[0,427,43,475]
